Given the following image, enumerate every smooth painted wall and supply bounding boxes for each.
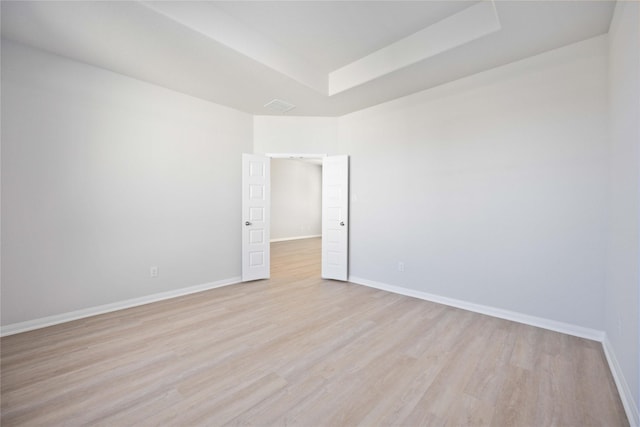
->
[606,0,640,415]
[253,116,339,155]
[256,36,610,331]
[1,40,252,325]
[271,159,321,241]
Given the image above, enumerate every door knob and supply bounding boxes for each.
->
[340,221,345,226]
[245,221,252,226]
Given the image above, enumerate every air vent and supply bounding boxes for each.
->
[263,99,296,114]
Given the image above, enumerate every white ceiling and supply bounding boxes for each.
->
[1,1,615,117]
[213,1,478,73]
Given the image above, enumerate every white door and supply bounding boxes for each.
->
[322,155,349,280]
[242,154,270,281]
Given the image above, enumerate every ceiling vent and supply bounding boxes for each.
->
[264,98,296,114]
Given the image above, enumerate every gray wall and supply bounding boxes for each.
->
[1,19,637,421]
[606,0,639,414]
[253,117,338,155]
[1,40,252,325]
[271,159,321,241]
[338,36,609,330]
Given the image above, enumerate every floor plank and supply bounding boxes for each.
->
[1,237,629,426]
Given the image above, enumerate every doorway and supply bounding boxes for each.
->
[241,154,349,282]
[270,157,322,244]
[270,157,322,279]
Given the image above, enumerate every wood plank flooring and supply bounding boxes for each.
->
[1,238,629,426]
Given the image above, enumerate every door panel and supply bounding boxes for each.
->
[322,155,349,281]
[242,154,270,281]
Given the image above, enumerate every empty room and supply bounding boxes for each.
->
[1,1,638,425]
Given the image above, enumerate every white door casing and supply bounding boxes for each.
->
[242,154,270,281]
[322,155,349,281]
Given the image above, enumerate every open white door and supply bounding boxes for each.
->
[242,154,270,281]
[322,155,349,281]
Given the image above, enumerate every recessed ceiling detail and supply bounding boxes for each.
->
[329,1,501,95]
[0,1,616,116]
[141,1,328,94]
[142,1,501,97]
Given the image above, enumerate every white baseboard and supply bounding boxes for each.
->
[603,336,640,427]
[2,272,635,426]
[270,235,321,243]
[0,276,242,337]
[348,276,640,426]
[348,276,604,341]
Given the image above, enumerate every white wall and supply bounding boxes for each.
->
[257,36,610,331]
[606,0,640,420]
[254,116,339,155]
[271,159,322,241]
[1,15,635,417]
[1,40,252,326]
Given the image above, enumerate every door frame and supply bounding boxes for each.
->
[266,153,326,161]
[243,153,350,280]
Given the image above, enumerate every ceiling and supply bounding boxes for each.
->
[1,1,615,117]
[213,1,478,73]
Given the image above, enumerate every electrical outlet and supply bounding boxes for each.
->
[398,262,405,272]
[150,266,159,278]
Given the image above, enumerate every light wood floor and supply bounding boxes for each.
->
[1,238,628,426]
